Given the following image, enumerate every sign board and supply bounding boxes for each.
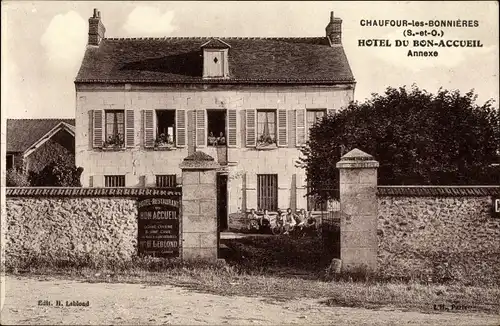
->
[494,196,500,218]
[138,197,180,258]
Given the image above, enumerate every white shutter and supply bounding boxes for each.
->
[92,110,103,148]
[176,109,186,147]
[245,173,257,210]
[125,110,135,148]
[227,109,237,147]
[295,109,306,146]
[143,110,154,148]
[245,109,256,147]
[196,109,206,147]
[277,109,288,147]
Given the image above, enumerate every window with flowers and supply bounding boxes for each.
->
[155,110,176,148]
[104,110,125,148]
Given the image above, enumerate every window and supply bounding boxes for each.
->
[257,110,276,146]
[105,110,125,147]
[156,110,176,146]
[156,174,177,188]
[306,109,326,140]
[6,154,14,170]
[203,49,227,78]
[257,174,278,211]
[105,175,125,187]
[207,110,226,146]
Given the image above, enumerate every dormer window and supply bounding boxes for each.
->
[201,38,230,79]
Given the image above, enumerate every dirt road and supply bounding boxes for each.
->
[1,276,499,325]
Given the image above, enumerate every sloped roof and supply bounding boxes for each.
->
[75,37,355,84]
[7,119,75,153]
[201,38,231,49]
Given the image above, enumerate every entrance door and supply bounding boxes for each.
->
[217,174,228,231]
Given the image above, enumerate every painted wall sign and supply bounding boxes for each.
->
[138,197,180,258]
[494,196,500,218]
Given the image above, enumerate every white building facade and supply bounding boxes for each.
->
[75,9,355,227]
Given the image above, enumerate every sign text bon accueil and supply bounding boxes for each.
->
[138,197,180,258]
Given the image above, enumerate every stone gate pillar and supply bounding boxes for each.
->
[180,151,220,261]
[336,148,379,271]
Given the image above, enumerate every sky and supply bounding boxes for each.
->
[1,1,499,119]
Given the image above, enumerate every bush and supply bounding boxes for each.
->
[224,236,337,273]
[29,155,83,187]
[6,169,30,187]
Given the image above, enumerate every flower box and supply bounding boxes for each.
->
[101,146,125,151]
[256,142,278,150]
[154,143,175,151]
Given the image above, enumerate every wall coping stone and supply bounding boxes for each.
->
[180,151,220,170]
[341,148,374,160]
[183,151,215,161]
[336,148,379,169]
[377,185,500,197]
[6,187,182,198]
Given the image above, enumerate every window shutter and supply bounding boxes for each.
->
[125,110,134,148]
[227,109,237,147]
[92,110,103,148]
[245,109,256,147]
[277,109,288,147]
[176,109,186,147]
[295,109,306,146]
[288,110,296,148]
[196,109,206,147]
[143,110,154,148]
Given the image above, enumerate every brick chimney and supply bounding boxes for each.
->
[325,11,342,46]
[88,8,106,46]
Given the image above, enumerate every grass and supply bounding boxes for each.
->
[5,235,500,315]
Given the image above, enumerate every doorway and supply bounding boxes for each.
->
[217,173,228,231]
[207,110,227,146]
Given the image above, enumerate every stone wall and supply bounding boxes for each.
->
[377,187,500,284]
[6,197,137,267]
[4,188,181,269]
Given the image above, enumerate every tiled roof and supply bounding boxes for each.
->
[377,186,500,197]
[7,119,75,153]
[75,37,355,84]
[6,187,182,197]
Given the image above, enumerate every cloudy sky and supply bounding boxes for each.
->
[1,1,499,119]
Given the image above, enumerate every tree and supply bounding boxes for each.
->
[29,155,83,187]
[299,85,500,200]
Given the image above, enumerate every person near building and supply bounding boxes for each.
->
[247,208,260,232]
[217,132,226,145]
[208,132,217,146]
[283,208,296,235]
